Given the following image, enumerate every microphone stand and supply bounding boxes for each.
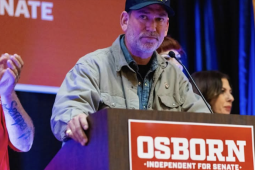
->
[168,51,214,114]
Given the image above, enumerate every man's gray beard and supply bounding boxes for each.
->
[137,41,158,53]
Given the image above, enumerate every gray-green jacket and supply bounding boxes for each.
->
[51,35,210,141]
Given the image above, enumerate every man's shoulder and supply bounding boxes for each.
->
[71,46,117,74]
[77,36,122,64]
[78,47,112,63]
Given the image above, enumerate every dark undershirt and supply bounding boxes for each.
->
[138,64,150,80]
[137,57,153,80]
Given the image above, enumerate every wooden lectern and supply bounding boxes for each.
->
[45,109,255,170]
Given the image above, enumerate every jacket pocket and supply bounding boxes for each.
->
[101,93,126,109]
[158,95,183,110]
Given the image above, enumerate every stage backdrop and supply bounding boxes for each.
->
[0,0,124,93]
[254,0,255,20]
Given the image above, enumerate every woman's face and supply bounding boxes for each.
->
[210,78,234,114]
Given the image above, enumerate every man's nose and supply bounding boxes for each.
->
[146,20,157,32]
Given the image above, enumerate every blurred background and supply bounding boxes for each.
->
[0,0,254,169]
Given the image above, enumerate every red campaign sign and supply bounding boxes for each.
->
[0,0,123,92]
[128,120,255,170]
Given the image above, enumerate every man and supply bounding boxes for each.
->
[51,0,210,146]
[0,53,34,170]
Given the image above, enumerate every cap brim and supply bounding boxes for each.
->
[129,1,175,16]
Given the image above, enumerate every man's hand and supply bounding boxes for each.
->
[0,53,24,96]
[66,114,89,146]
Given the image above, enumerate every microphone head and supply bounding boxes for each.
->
[168,51,176,58]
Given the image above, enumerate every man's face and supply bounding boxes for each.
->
[122,4,169,57]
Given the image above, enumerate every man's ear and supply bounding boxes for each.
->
[120,11,129,32]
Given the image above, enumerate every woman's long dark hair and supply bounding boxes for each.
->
[190,70,231,104]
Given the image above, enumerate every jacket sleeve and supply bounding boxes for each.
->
[51,58,101,141]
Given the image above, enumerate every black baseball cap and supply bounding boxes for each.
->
[125,0,175,16]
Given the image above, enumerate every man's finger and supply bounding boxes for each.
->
[6,68,16,79]
[79,114,89,130]
[10,55,23,69]
[0,53,9,66]
[7,60,18,77]
[73,116,87,145]
[13,54,24,66]
[78,115,89,145]
[76,127,87,145]
[1,53,9,58]
[67,121,80,143]
[10,55,23,79]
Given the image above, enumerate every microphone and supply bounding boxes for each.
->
[168,51,214,114]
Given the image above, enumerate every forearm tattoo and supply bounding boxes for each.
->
[4,101,31,139]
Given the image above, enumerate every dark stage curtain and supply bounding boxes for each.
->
[238,0,255,115]
[169,0,255,115]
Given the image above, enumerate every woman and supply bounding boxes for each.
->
[190,71,234,114]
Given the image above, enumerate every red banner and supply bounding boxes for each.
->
[0,0,123,92]
[129,120,255,170]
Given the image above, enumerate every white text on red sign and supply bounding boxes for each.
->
[0,0,53,21]
[137,136,246,162]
